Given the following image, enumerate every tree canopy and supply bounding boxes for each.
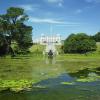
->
[0,7,33,56]
[63,33,96,54]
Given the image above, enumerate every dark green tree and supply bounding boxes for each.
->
[63,33,96,54]
[15,24,33,54]
[0,7,33,56]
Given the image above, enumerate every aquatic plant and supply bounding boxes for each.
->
[0,79,35,92]
[76,73,100,82]
[61,82,75,85]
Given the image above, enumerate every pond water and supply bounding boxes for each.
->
[0,67,100,100]
[0,81,100,100]
[0,55,100,100]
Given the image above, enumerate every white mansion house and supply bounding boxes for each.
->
[40,34,61,45]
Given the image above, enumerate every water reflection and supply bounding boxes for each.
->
[33,67,100,88]
[39,68,100,86]
[33,73,74,88]
[45,54,56,64]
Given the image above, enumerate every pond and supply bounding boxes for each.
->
[0,68,100,100]
[0,55,100,100]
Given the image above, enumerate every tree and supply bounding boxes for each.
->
[63,33,96,54]
[15,24,33,53]
[93,32,100,42]
[0,7,33,56]
[0,17,10,55]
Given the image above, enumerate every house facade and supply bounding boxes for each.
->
[40,34,61,45]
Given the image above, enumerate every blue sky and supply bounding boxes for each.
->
[0,0,100,40]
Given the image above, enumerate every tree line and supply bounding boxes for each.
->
[0,7,33,56]
[63,32,100,54]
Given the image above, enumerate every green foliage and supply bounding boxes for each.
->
[29,44,45,54]
[63,33,97,54]
[0,7,33,56]
[0,80,35,92]
[92,32,100,42]
[76,73,100,82]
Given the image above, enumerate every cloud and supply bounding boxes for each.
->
[29,17,65,24]
[55,22,80,26]
[29,17,80,26]
[75,9,83,14]
[18,4,39,12]
[46,0,63,3]
[58,3,63,7]
[44,0,64,7]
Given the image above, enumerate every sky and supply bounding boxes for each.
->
[0,0,100,40]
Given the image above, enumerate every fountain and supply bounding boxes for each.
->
[43,43,57,64]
